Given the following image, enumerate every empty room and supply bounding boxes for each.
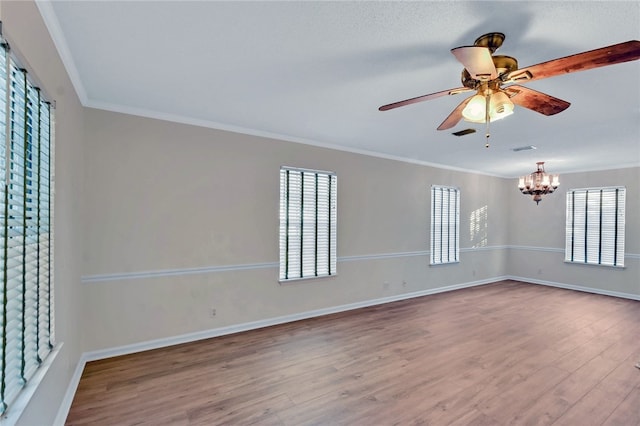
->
[0,1,638,425]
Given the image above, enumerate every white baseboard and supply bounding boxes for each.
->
[83,276,505,362]
[55,276,503,422]
[52,350,87,426]
[54,274,638,424]
[507,276,640,301]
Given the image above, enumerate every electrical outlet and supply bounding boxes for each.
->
[210,308,217,318]
[383,281,390,289]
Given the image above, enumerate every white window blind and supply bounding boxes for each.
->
[565,187,625,267]
[0,38,55,415]
[279,167,337,281]
[430,185,459,265]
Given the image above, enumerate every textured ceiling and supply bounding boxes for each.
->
[37,1,640,177]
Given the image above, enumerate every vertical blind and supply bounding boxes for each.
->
[565,187,625,267]
[279,167,337,281]
[0,38,54,414]
[430,185,459,265]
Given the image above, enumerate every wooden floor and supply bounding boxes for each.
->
[65,280,640,425]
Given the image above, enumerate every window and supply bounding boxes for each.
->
[430,185,459,265]
[565,187,625,267]
[279,167,337,281]
[0,39,55,415]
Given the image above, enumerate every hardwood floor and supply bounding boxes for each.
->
[65,280,640,425]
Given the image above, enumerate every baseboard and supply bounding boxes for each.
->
[507,276,640,301]
[55,276,504,423]
[52,351,87,426]
[55,274,637,424]
[82,276,506,362]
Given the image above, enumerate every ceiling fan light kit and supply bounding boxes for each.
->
[461,90,514,123]
[461,94,486,122]
[379,32,640,142]
[518,162,560,205]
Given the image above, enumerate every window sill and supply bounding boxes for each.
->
[564,261,625,269]
[0,342,63,426]
[279,274,338,284]
[429,261,460,267]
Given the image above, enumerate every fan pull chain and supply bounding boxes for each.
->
[485,93,490,148]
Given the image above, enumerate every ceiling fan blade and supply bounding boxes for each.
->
[504,85,571,116]
[451,46,498,80]
[378,87,472,111]
[504,40,640,83]
[437,96,472,130]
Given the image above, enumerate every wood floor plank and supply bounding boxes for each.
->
[65,280,640,425]
[513,355,622,425]
[551,387,622,426]
[602,384,640,426]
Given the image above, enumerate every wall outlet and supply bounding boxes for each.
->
[383,281,390,290]
[210,308,217,318]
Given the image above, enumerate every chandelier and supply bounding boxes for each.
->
[518,162,560,204]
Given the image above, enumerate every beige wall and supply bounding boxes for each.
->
[81,108,511,350]
[0,1,85,425]
[80,108,639,356]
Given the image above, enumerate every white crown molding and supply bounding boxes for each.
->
[30,2,640,179]
[35,0,88,104]
[85,98,509,178]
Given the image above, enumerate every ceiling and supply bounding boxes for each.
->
[36,1,640,178]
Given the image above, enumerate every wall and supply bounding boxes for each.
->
[0,1,85,425]
[80,110,639,358]
[80,108,511,352]
[507,167,640,297]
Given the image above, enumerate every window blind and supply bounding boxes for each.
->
[565,187,625,267]
[430,185,459,265]
[0,38,54,415]
[279,167,337,281]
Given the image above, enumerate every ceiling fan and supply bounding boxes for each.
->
[379,33,640,135]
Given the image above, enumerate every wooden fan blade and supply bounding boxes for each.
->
[378,87,472,111]
[437,96,472,130]
[504,85,571,116]
[451,46,498,80]
[504,40,640,83]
